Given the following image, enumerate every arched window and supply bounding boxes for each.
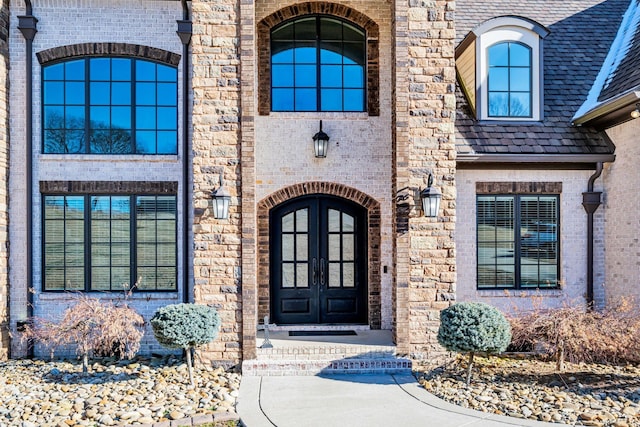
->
[271,16,366,112]
[42,57,178,154]
[455,17,548,121]
[487,42,532,117]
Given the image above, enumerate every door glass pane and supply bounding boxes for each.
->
[328,234,340,261]
[328,262,340,288]
[282,212,294,232]
[282,263,294,288]
[296,234,308,260]
[296,263,308,288]
[296,208,308,232]
[343,263,355,287]
[328,209,340,232]
[342,213,354,231]
[343,234,354,261]
[282,234,294,261]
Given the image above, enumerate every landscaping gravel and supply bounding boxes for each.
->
[416,356,640,427]
[0,356,240,427]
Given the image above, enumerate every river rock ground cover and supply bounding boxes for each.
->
[0,355,240,427]
[416,355,640,426]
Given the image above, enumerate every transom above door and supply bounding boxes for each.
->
[270,195,368,325]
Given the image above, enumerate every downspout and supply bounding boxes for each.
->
[17,1,37,357]
[177,1,192,303]
[582,162,603,309]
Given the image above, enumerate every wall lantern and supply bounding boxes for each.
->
[631,103,640,119]
[420,173,442,218]
[312,120,330,158]
[212,174,231,220]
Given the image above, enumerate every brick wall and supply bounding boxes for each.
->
[456,169,605,313]
[393,0,456,360]
[604,120,640,307]
[0,0,9,360]
[8,0,184,357]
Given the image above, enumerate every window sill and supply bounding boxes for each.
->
[37,291,180,302]
[38,154,180,163]
[266,111,370,120]
[475,119,544,126]
[475,288,564,297]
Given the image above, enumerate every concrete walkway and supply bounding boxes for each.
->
[237,373,560,427]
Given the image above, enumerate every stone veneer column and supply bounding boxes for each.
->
[393,0,456,360]
[191,0,243,364]
[0,0,9,360]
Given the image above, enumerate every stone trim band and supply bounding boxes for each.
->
[476,182,563,194]
[39,181,178,194]
[36,43,181,66]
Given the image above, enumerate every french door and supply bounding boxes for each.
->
[270,195,367,324]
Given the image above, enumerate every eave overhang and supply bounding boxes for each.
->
[572,89,640,130]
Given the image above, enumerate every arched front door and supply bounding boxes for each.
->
[270,195,368,324]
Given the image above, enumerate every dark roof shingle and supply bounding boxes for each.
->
[456,0,629,156]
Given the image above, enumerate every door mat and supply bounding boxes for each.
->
[289,330,357,337]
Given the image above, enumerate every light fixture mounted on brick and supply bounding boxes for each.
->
[212,173,231,220]
[631,103,640,119]
[421,173,442,218]
[312,120,330,158]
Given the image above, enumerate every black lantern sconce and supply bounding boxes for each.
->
[212,174,231,220]
[396,173,442,218]
[312,120,330,158]
[420,173,442,218]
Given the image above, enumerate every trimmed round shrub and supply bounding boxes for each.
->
[151,303,221,349]
[438,302,511,354]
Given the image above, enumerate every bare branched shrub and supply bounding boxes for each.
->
[21,295,145,373]
[509,298,640,371]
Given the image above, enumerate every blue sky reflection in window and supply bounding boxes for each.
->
[271,16,366,112]
[487,42,532,118]
[43,58,178,154]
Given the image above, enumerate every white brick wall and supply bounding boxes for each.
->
[8,0,185,357]
[456,168,605,314]
[604,120,640,306]
[255,0,394,329]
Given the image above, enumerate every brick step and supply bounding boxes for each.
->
[255,344,398,360]
[242,357,412,376]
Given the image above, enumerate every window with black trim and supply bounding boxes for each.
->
[42,57,178,154]
[43,194,177,291]
[271,15,366,112]
[476,194,559,289]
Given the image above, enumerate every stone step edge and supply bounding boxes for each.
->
[242,358,412,376]
[256,347,398,357]
[255,352,399,361]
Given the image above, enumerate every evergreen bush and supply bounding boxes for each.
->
[437,302,511,385]
[151,303,221,385]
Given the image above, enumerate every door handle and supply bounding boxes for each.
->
[320,258,325,286]
[312,258,317,285]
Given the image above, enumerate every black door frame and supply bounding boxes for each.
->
[270,194,368,325]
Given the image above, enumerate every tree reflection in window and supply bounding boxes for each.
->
[43,58,178,154]
[271,16,366,112]
[488,42,532,118]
